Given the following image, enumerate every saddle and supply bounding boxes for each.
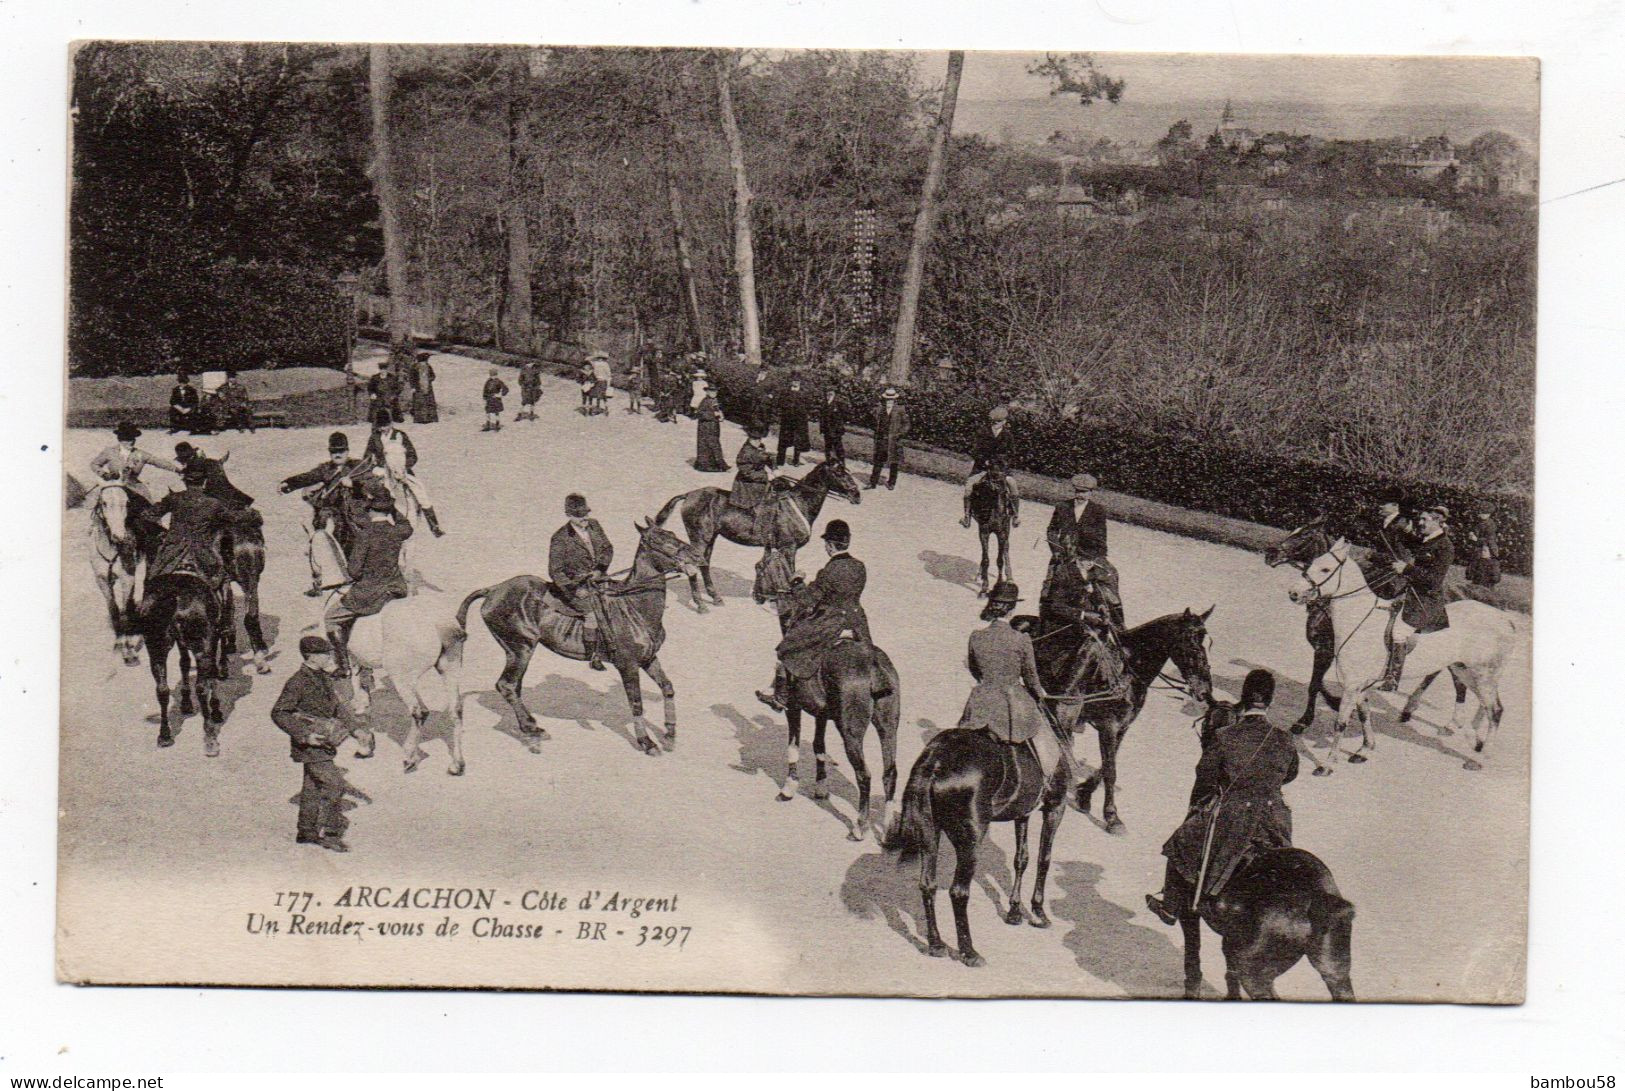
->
[976,731,1046,816]
[543,583,589,618]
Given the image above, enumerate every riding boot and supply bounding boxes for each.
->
[424,507,446,538]
[1377,639,1413,692]
[586,628,607,671]
[1145,861,1186,925]
[755,664,789,712]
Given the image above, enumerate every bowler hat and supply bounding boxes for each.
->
[299,635,333,657]
[565,493,591,517]
[174,442,196,462]
[1240,669,1275,709]
[746,422,768,440]
[328,432,350,452]
[114,420,141,442]
[988,580,1022,606]
[822,519,851,545]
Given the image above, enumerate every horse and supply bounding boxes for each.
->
[212,517,271,674]
[89,483,154,665]
[654,458,862,610]
[1290,538,1519,769]
[1015,608,1216,834]
[1166,712,1356,1001]
[332,590,468,775]
[1265,515,1468,733]
[139,572,229,755]
[457,520,705,756]
[884,714,1075,967]
[770,578,902,842]
[967,466,1016,597]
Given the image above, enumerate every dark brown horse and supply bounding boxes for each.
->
[885,717,1074,967]
[1016,608,1216,834]
[967,465,1016,597]
[213,518,271,674]
[456,521,704,755]
[1165,710,1356,1000]
[654,458,862,609]
[771,579,901,842]
[1265,516,1466,732]
[139,572,230,755]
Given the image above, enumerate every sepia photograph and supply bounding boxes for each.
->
[55,41,1538,1003]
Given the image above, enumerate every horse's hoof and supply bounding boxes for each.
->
[1398,709,1411,724]
[180,702,197,717]
[1004,906,1025,926]
[961,950,986,968]
[1029,908,1051,929]
[1463,758,1483,772]
[1347,752,1368,764]
[1105,817,1126,835]
[204,738,220,758]
[847,828,864,842]
[776,790,795,802]
[927,943,949,959]
[811,784,829,801]
[1313,766,1333,777]
[637,738,661,756]
[447,762,465,777]
[694,604,709,615]
[1473,740,1484,753]
[1291,720,1311,735]
[404,751,425,773]
[157,735,174,749]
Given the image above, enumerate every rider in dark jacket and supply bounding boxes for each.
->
[757,519,875,711]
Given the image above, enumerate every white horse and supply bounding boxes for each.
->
[89,483,147,664]
[320,591,469,776]
[1289,538,1519,770]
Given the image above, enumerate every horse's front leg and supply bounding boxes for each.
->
[201,634,222,757]
[1005,816,1030,925]
[779,703,801,801]
[177,643,196,718]
[701,536,724,606]
[1299,606,1338,730]
[1029,785,1064,927]
[1098,719,1126,834]
[811,715,831,801]
[977,529,991,597]
[620,661,661,756]
[998,527,1013,585]
[642,658,677,748]
[836,712,872,842]
[151,639,174,749]
[240,584,270,674]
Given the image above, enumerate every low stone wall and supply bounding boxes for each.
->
[68,367,361,431]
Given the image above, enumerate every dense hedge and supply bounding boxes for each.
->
[704,359,1532,577]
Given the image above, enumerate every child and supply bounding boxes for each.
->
[482,367,509,432]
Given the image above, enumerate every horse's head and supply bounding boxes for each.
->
[1289,537,1353,605]
[1264,513,1329,571]
[816,458,862,506]
[634,518,704,580]
[1166,606,1215,705]
[95,483,131,543]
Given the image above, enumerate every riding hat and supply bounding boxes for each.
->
[1071,472,1098,492]
[746,422,769,440]
[299,635,333,657]
[415,350,431,362]
[705,382,719,393]
[988,580,1022,606]
[565,493,591,518]
[328,432,350,453]
[881,386,900,400]
[176,371,191,383]
[174,442,196,462]
[114,420,142,442]
[822,519,851,546]
[988,405,1010,422]
[1423,502,1451,521]
[1240,668,1275,709]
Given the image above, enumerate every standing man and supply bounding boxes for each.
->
[866,386,910,491]
[367,363,402,426]
[365,409,446,537]
[749,363,775,434]
[482,367,510,432]
[1145,669,1298,925]
[271,635,374,853]
[169,370,202,434]
[323,487,413,677]
[1465,510,1501,588]
[549,493,615,672]
[819,386,847,462]
[517,359,543,422]
[961,404,1020,529]
[776,373,811,467]
[1378,502,1455,691]
[756,518,873,712]
[1045,471,1122,630]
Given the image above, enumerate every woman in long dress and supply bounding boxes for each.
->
[694,382,729,472]
[410,351,438,423]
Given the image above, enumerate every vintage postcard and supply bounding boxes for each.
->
[59,44,1533,1000]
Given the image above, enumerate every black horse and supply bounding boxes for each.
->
[1265,516,1466,732]
[772,578,902,842]
[966,465,1016,597]
[140,573,230,754]
[1165,710,1356,1000]
[1016,608,1216,834]
[213,519,271,674]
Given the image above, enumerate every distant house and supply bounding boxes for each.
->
[1378,133,1458,181]
[1459,157,1537,196]
[1214,100,1258,153]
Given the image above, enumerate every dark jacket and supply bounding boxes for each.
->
[1397,531,1454,632]
[1465,516,1500,587]
[732,439,774,508]
[548,520,614,601]
[970,425,1017,476]
[820,396,846,443]
[778,388,811,447]
[364,427,419,474]
[282,457,369,541]
[368,369,401,403]
[142,486,256,584]
[1047,498,1108,561]
[186,454,254,508]
[1164,710,1298,897]
[170,383,200,414]
[776,552,872,680]
[873,401,910,457]
[519,362,543,400]
[340,515,413,614]
[272,665,355,763]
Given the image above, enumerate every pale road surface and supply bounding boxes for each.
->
[57,348,1530,1000]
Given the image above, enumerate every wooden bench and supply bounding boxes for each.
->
[252,410,290,429]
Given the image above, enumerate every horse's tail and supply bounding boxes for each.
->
[654,492,687,528]
[884,739,942,859]
[455,586,492,632]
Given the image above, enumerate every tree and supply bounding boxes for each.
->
[714,50,762,370]
[370,44,413,354]
[1155,118,1194,167]
[501,49,536,353]
[888,50,964,386]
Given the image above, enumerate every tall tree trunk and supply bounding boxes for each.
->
[660,112,707,355]
[368,44,412,353]
[713,50,762,371]
[889,50,964,386]
[503,53,536,355]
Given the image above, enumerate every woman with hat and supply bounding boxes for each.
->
[955,580,1068,778]
[731,421,778,541]
[409,350,439,423]
[867,385,910,490]
[693,381,730,473]
[90,421,183,503]
[548,493,615,671]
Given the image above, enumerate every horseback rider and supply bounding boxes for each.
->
[548,493,615,672]
[323,487,414,678]
[1378,502,1455,691]
[960,405,1020,529]
[1044,471,1124,633]
[732,422,786,546]
[90,420,181,503]
[174,442,254,509]
[279,432,371,594]
[138,461,260,602]
[365,408,446,537]
[756,519,873,713]
[1146,669,1298,925]
[956,580,1077,783]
